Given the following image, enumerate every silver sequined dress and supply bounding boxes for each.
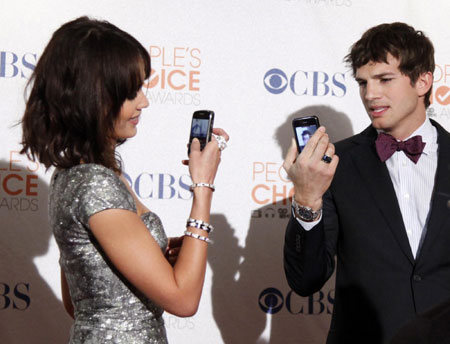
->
[50,164,169,343]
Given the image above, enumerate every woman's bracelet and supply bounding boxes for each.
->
[190,182,215,192]
[184,230,213,244]
[186,218,214,233]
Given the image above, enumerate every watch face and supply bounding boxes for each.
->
[299,207,313,221]
[292,197,320,222]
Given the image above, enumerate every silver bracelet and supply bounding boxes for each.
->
[184,230,213,244]
[186,218,214,233]
[190,182,215,192]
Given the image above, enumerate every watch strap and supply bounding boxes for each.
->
[291,196,322,222]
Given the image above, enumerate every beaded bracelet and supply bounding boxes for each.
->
[186,218,214,233]
[184,230,213,244]
[190,183,215,192]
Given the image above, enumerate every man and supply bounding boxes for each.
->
[302,130,312,145]
[298,129,313,152]
[391,296,450,343]
[283,22,450,343]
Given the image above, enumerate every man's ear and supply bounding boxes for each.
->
[415,71,433,97]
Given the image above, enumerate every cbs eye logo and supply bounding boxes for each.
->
[258,287,284,314]
[264,69,288,94]
[263,68,347,96]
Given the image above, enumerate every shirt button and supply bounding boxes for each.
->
[404,193,410,199]
[406,229,412,235]
[413,274,422,282]
[402,161,407,167]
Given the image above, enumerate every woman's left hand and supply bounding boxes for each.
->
[182,128,229,188]
[182,128,230,167]
[165,236,184,266]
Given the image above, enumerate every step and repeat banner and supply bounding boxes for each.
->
[1,1,450,343]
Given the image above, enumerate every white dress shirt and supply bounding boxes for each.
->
[385,119,438,258]
[295,119,438,259]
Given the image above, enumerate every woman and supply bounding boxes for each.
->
[21,16,228,343]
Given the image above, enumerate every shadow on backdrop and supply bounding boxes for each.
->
[0,160,72,343]
[208,105,354,343]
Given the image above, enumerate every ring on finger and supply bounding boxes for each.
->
[212,133,227,151]
[322,154,332,163]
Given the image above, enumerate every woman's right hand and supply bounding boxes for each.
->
[187,128,229,185]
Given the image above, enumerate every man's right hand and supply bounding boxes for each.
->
[283,126,339,211]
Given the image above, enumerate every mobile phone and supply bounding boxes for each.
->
[188,110,214,155]
[292,116,320,153]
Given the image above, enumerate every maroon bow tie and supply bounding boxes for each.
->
[375,132,426,164]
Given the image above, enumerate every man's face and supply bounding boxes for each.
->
[355,54,427,140]
[302,133,311,145]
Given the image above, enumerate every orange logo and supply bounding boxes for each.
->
[434,85,450,106]
[0,151,41,211]
[251,162,294,205]
[0,151,40,197]
[146,46,201,91]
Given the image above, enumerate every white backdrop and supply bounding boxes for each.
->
[1,1,450,343]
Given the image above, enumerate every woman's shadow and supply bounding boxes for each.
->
[208,106,354,343]
[0,160,72,343]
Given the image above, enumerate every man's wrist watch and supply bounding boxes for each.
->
[291,196,321,222]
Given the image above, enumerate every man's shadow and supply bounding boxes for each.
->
[208,106,354,343]
[0,160,72,343]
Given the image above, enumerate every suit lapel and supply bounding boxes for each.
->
[417,120,450,262]
[350,126,415,264]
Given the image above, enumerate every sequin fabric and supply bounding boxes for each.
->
[50,164,169,343]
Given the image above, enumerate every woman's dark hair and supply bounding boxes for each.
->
[344,22,434,108]
[20,16,151,172]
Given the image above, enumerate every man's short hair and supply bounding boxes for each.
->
[345,22,435,108]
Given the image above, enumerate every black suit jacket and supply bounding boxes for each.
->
[390,296,450,344]
[284,120,450,343]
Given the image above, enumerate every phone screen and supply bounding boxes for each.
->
[190,118,210,142]
[292,116,320,153]
[295,125,318,151]
[188,110,214,155]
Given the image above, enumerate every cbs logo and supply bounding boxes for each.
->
[0,51,36,78]
[123,172,192,200]
[264,68,346,97]
[0,283,31,311]
[258,287,334,315]
[258,288,284,314]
